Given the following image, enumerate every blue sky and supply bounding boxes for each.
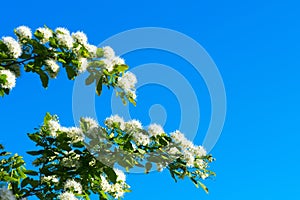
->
[1,0,300,199]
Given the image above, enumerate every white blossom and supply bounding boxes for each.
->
[183,150,194,167]
[59,192,78,200]
[55,27,70,35]
[148,123,164,137]
[72,31,87,44]
[111,183,126,199]
[114,168,126,182]
[15,25,32,39]
[48,119,61,137]
[112,57,125,65]
[133,132,150,146]
[81,117,98,129]
[85,44,97,57]
[102,59,114,72]
[36,27,52,43]
[0,187,16,200]
[193,145,207,158]
[64,179,82,194]
[45,59,60,73]
[105,115,125,130]
[41,175,59,183]
[117,71,137,92]
[0,70,16,89]
[2,36,22,58]
[78,57,88,73]
[168,147,181,156]
[100,175,112,192]
[103,46,115,59]
[57,34,73,49]
[125,120,142,131]
[64,127,84,143]
[170,130,192,148]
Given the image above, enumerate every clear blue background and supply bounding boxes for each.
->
[1,0,300,199]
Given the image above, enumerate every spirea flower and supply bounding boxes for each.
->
[193,145,207,158]
[0,187,16,200]
[72,31,88,44]
[78,57,88,73]
[85,44,97,57]
[103,46,115,59]
[2,36,22,58]
[56,34,73,49]
[117,72,137,90]
[59,192,78,200]
[0,70,16,89]
[15,25,32,39]
[55,27,70,35]
[105,115,125,130]
[183,150,195,167]
[114,168,126,182]
[168,147,181,156]
[125,120,142,131]
[64,179,82,194]
[48,119,61,137]
[60,127,84,143]
[41,175,59,183]
[81,117,98,129]
[148,123,164,137]
[111,183,126,199]
[100,175,112,192]
[133,132,150,146]
[45,59,60,74]
[36,27,52,43]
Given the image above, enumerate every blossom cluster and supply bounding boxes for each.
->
[99,169,130,199]
[0,25,131,95]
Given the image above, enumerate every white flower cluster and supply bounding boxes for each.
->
[64,179,82,194]
[15,25,32,40]
[148,123,164,137]
[117,71,137,100]
[105,115,125,130]
[1,36,22,58]
[47,118,84,143]
[36,27,53,44]
[41,175,59,183]
[45,59,60,75]
[170,130,207,168]
[59,192,78,200]
[102,46,125,72]
[55,27,73,50]
[0,187,16,200]
[100,169,129,199]
[0,69,16,90]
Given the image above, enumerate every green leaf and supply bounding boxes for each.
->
[115,64,128,72]
[38,71,49,88]
[198,181,209,194]
[145,162,152,174]
[26,150,44,156]
[96,48,104,58]
[24,170,39,176]
[104,167,117,184]
[95,77,103,96]
[66,65,77,80]
[85,74,95,85]
[27,133,40,143]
